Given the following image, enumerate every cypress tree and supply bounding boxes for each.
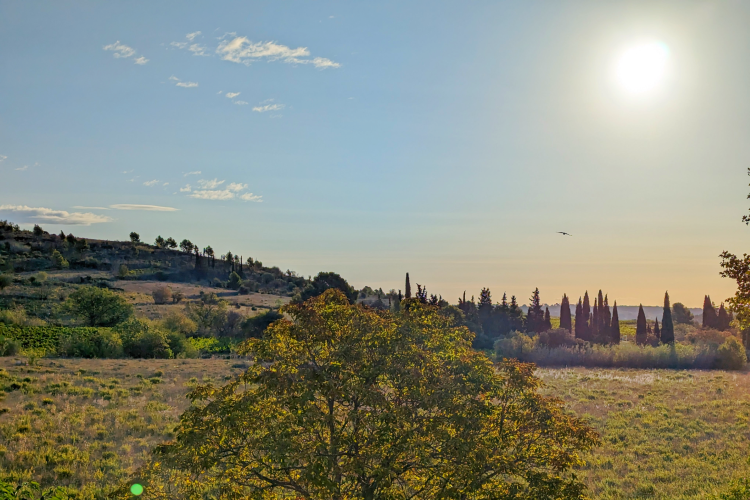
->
[702,295,717,329]
[603,294,612,340]
[654,318,660,342]
[661,291,675,344]
[526,288,544,333]
[636,304,647,345]
[560,294,572,332]
[717,303,731,331]
[611,301,621,344]
[590,298,601,341]
[597,290,605,336]
[582,292,591,340]
[574,298,583,339]
[405,273,412,299]
[544,307,552,331]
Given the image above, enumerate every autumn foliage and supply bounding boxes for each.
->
[131,290,599,500]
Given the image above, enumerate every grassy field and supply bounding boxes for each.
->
[0,357,748,499]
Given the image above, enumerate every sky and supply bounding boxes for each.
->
[2,1,750,308]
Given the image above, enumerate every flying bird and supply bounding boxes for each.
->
[557,232,572,236]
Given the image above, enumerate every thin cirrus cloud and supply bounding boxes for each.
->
[103,41,148,65]
[183,171,201,177]
[171,32,209,57]
[109,204,179,212]
[0,155,7,162]
[143,180,160,187]
[169,76,199,88]
[216,36,340,69]
[253,103,285,113]
[0,205,113,226]
[225,92,240,99]
[234,101,248,106]
[180,179,263,202]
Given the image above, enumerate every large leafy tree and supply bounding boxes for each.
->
[65,286,133,327]
[140,290,598,500]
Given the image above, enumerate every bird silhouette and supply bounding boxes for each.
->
[557,232,572,236]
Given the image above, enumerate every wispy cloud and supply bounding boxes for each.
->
[73,206,110,210]
[225,92,240,99]
[183,171,201,177]
[216,37,340,69]
[253,103,285,113]
[103,41,147,64]
[188,44,209,56]
[234,100,248,106]
[0,205,113,225]
[187,179,262,202]
[109,204,179,212]
[15,166,28,171]
[122,170,133,174]
[143,179,160,187]
[171,32,209,57]
[197,178,225,189]
[0,155,7,162]
[186,31,202,41]
[169,76,199,88]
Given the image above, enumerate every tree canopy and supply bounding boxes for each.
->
[65,286,133,327]
[141,290,599,500]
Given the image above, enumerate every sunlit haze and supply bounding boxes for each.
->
[2,1,750,307]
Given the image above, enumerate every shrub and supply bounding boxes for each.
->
[58,329,123,358]
[115,318,172,359]
[160,311,197,336]
[715,337,747,370]
[0,273,12,291]
[152,286,173,305]
[241,309,283,338]
[65,286,133,327]
[166,331,198,359]
[0,336,20,356]
[117,264,129,279]
[172,291,184,303]
[687,327,732,347]
[227,272,243,290]
[537,328,583,349]
[50,250,69,269]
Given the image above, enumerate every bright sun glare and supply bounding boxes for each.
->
[615,41,670,95]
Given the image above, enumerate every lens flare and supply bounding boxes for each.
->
[130,483,144,496]
[615,41,670,94]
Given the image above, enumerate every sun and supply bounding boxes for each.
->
[615,41,670,95]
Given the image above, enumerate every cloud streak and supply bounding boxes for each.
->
[169,76,199,88]
[182,179,262,202]
[216,37,340,68]
[0,205,113,225]
[103,41,148,65]
[253,103,284,113]
[109,204,179,212]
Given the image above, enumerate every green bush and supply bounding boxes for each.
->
[0,335,20,356]
[715,478,750,500]
[166,331,198,358]
[115,318,172,358]
[715,337,747,370]
[64,286,133,327]
[58,329,123,358]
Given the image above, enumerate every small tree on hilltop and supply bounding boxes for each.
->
[142,290,599,500]
[33,224,44,237]
[661,291,675,344]
[129,232,140,244]
[179,239,193,254]
[154,235,166,248]
[560,294,572,332]
[165,237,177,249]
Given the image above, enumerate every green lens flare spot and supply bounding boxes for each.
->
[131,483,144,496]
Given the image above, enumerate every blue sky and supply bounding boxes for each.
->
[2,1,750,307]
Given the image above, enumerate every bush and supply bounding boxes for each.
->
[160,311,197,336]
[152,286,173,305]
[166,331,198,358]
[0,273,12,291]
[65,286,133,327]
[715,337,747,370]
[117,264,129,279]
[537,328,583,349]
[0,336,20,356]
[50,249,68,269]
[227,272,243,290]
[115,318,172,359]
[58,329,123,358]
[241,309,283,338]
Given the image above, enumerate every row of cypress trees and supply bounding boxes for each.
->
[702,295,733,331]
[559,291,621,344]
[635,291,675,345]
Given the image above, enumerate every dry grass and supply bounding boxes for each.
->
[538,367,750,499]
[0,356,240,498]
[1,357,748,499]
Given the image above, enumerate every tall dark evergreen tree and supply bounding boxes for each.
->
[582,292,591,341]
[559,294,572,332]
[661,291,675,344]
[590,298,601,341]
[717,303,731,331]
[653,318,660,342]
[611,301,621,344]
[574,298,584,339]
[602,294,612,341]
[597,290,605,337]
[405,273,412,299]
[702,295,717,329]
[636,304,648,345]
[544,307,552,332]
[526,288,545,333]
[478,288,494,337]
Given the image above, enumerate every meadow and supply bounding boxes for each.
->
[0,356,748,499]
